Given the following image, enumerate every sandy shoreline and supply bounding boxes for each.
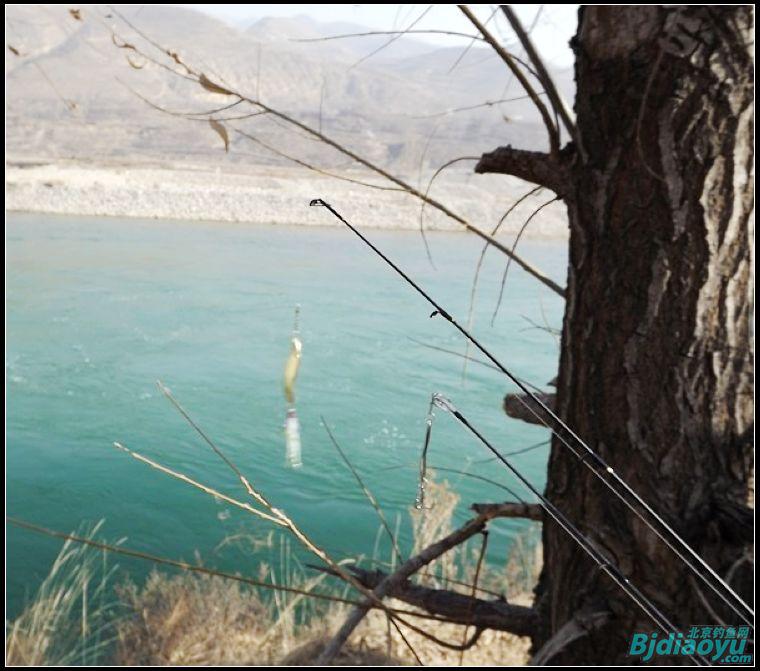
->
[5,159,569,238]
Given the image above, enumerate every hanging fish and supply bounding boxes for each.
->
[283,333,301,406]
[283,306,303,468]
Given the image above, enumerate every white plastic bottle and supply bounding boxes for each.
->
[284,407,302,468]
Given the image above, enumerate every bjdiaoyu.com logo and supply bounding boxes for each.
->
[629,627,753,664]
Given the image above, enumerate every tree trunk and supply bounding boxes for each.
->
[534,6,754,664]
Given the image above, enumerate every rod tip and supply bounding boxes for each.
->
[432,393,457,414]
[309,198,326,207]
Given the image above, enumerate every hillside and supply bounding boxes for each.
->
[6,5,575,171]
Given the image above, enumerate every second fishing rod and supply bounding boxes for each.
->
[309,198,753,627]
[428,393,708,667]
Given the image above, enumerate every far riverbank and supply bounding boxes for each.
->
[5,158,569,237]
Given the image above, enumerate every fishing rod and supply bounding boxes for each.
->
[414,392,701,662]
[415,392,525,506]
[309,198,754,627]
[429,393,708,667]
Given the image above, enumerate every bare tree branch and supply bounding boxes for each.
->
[470,501,543,521]
[459,4,560,154]
[316,511,493,663]
[316,494,553,663]
[318,564,539,638]
[504,391,557,426]
[475,146,570,195]
[500,5,577,145]
[151,382,433,662]
[232,127,404,192]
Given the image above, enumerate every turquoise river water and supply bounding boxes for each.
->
[6,211,567,618]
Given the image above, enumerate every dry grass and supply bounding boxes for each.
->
[115,572,271,665]
[8,479,541,666]
[5,521,117,666]
[112,575,531,666]
[115,572,402,666]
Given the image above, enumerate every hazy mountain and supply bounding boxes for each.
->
[6,5,575,173]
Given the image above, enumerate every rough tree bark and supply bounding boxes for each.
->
[479,5,753,664]
[535,6,754,664]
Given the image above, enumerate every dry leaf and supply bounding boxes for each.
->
[69,8,82,21]
[112,34,136,51]
[126,55,145,69]
[199,73,234,96]
[8,45,21,56]
[209,119,229,152]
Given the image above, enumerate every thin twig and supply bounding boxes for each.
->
[406,336,500,372]
[500,6,577,145]
[107,5,196,77]
[389,617,424,666]
[412,92,545,119]
[350,5,433,70]
[233,127,404,192]
[418,156,480,265]
[461,185,543,381]
[431,466,524,502]
[459,530,489,664]
[112,441,283,526]
[322,417,403,563]
[491,196,560,325]
[449,6,499,74]
[293,29,487,44]
[459,5,559,154]
[519,314,561,337]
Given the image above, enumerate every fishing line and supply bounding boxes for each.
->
[309,198,753,627]
[414,393,527,506]
[471,439,550,463]
[429,394,708,667]
[414,395,436,510]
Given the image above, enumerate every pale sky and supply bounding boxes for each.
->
[179,4,579,67]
